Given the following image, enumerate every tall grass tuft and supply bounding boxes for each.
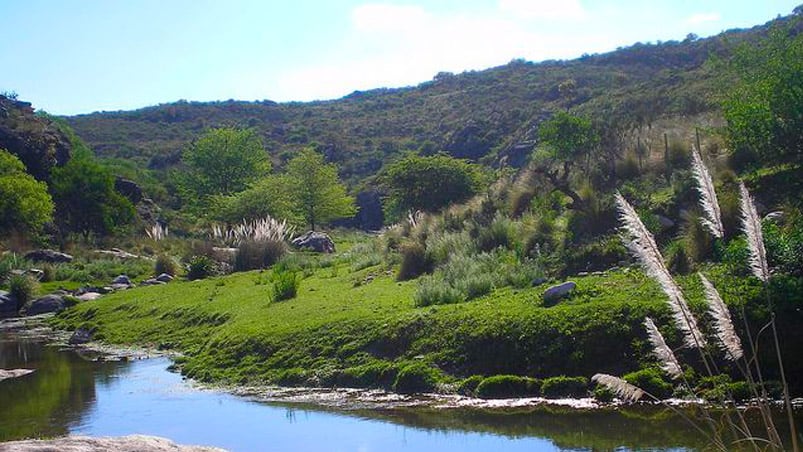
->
[690,147,724,238]
[211,216,295,247]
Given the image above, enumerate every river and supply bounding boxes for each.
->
[0,330,788,451]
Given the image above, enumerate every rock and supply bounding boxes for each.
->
[543,281,577,304]
[110,283,134,291]
[24,294,65,315]
[23,249,73,263]
[656,215,675,230]
[95,249,141,259]
[0,435,227,452]
[0,369,35,382]
[531,277,548,287]
[291,231,336,253]
[77,292,103,301]
[577,271,589,277]
[156,273,174,283]
[115,177,143,204]
[26,268,44,280]
[0,291,19,317]
[141,279,165,286]
[68,327,93,345]
[212,247,238,263]
[111,275,132,285]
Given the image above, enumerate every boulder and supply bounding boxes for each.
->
[24,294,65,315]
[77,292,103,301]
[110,283,134,291]
[0,291,19,317]
[543,281,576,304]
[531,277,548,287]
[115,177,143,204]
[68,327,93,345]
[26,268,44,280]
[291,231,336,253]
[24,249,73,263]
[156,273,174,283]
[111,275,132,285]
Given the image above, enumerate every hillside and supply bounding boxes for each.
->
[62,17,786,186]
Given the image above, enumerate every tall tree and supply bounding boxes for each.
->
[0,149,54,237]
[286,148,355,230]
[180,128,270,204]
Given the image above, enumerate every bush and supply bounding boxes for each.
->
[593,385,615,403]
[541,375,588,398]
[234,239,287,272]
[456,375,485,396]
[271,268,299,302]
[8,274,38,309]
[392,362,442,394]
[155,254,180,276]
[413,275,463,306]
[665,239,691,275]
[186,255,218,280]
[338,361,397,389]
[623,368,673,400]
[40,264,55,283]
[475,375,541,399]
[477,214,517,252]
[397,241,431,281]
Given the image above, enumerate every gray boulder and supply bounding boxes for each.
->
[155,273,174,283]
[110,283,133,291]
[24,249,73,263]
[0,291,19,317]
[543,281,576,304]
[111,275,132,285]
[141,279,165,286]
[68,327,93,345]
[77,292,103,301]
[25,294,65,315]
[291,231,336,253]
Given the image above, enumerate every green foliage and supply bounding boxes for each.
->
[392,362,443,394]
[538,112,599,162]
[475,375,541,399]
[234,239,287,272]
[413,274,463,306]
[338,361,398,389]
[186,255,218,280]
[397,241,431,281]
[721,20,803,165]
[271,267,299,302]
[380,153,485,218]
[211,175,298,224]
[179,127,270,203]
[623,368,674,400]
[8,274,38,309]
[456,375,485,396]
[541,376,588,398]
[0,149,54,236]
[764,213,803,276]
[51,149,135,237]
[155,254,180,276]
[476,214,517,252]
[285,148,356,230]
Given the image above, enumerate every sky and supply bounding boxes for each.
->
[1,0,800,115]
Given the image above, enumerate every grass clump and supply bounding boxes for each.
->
[338,361,398,389]
[475,375,541,399]
[8,274,38,309]
[234,239,287,272]
[413,274,463,306]
[623,368,674,400]
[540,376,588,398]
[155,254,180,276]
[271,267,299,302]
[186,255,218,280]
[397,241,430,281]
[392,362,443,394]
[456,375,485,396]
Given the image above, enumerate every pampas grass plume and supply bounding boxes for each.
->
[700,273,744,361]
[592,374,645,402]
[644,317,684,379]
[691,147,724,238]
[739,182,769,282]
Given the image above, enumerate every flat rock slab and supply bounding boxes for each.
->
[0,435,226,452]
[543,281,576,304]
[23,249,73,263]
[0,368,35,381]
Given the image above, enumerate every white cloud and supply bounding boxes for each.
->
[686,12,721,24]
[498,0,587,20]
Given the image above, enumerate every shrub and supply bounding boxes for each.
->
[338,361,397,389]
[623,368,673,400]
[8,274,38,309]
[456,375,485,396]
[349,241,383,272]
[186,255,217,280]
[154,254,180,276]
[425,230,473,266]
[234,239,287,272]
[541,376,588,398]
[475,375,541,399]
[271,268,299,302]
[40,264,55,283]
[413,275,463,306]
[392,362,442,394]
[397,241,431,281]
[665,239,691,275]
[593,385,615,403]
[477,214,517,252]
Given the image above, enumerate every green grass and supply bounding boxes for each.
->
[51,261,743,390]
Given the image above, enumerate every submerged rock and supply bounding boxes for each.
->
[543,281,576,304]
[0,435,226,451]
[291,231,336,253]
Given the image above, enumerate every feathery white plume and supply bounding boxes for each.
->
[699,273,744,361]
[644,317,684,379]
[739,182,769,282]
[690,147,724,238]
[592,373,645,402]
[615,192,707,348]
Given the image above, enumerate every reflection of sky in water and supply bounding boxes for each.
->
[73,358,559,452]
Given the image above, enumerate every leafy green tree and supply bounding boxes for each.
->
[51,149,135,238]
[721,20,803,165]
[380,153,485,218]
[535,112,599,210]
[285,148,355,230]
[211,175,299,224]
[180,128,270,204]
[0,149,54,237]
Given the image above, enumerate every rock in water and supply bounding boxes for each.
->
[68,327,93,345]
[291,231,336,253]
[543,281,576,304]
[0,369,35,382]
[24,294,65,315]
[0,435,227,451]
[24,249,73,263]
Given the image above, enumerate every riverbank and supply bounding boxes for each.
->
[0,435,225,452]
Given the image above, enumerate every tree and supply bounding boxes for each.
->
[722,20,803,165]
[211,175,299,224]
[180,128,270,204]
[0,149,54,237]
[51,149,135,238]
[285,148,355,230]
[380,153,485,218]
[534,112,599,210]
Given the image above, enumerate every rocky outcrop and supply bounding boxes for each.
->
[291,231,336,253]
[115,177,143,204]
[24,249,73,263]
[543,281,577,304]
[24,294,65,315]
[0,435,227,452]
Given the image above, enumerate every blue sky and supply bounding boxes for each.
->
[1,0,799,115]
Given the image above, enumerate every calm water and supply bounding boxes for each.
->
[0,333,774,451]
